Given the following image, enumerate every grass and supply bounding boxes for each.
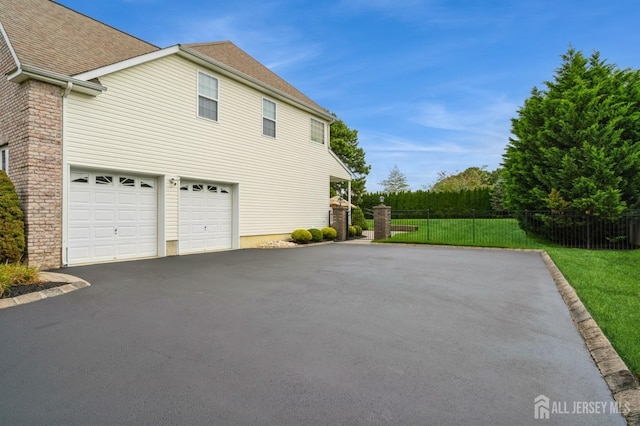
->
[546,248,640,377]
[368,217,639,377]
[0,263,41,297]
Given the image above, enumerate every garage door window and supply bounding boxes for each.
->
[141,179,155,189]
[71,172,89,183]
[96,175,113,185]
[120,177,135,187]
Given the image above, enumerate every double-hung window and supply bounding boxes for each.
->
[310,118,325,144]
[262,98,276,137]
[198,71,218,121]
[0,145,8,174]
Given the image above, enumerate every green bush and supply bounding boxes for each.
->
[322,227,337,240]
[0,171,25,264]
[351,206,368,230]
[0,263,40,297]
[348,226,357,237]
[353,225,363,236]
[307,228,323,242]
[291,229,312,244]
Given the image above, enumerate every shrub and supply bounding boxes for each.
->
[307,228,323,242]
[0,263,40,297]
[0,171,25,264]
[322,227,337,240]
[353,225,363,236]
[351,206,368,230]
[291,229,312,244]
[348,226,357,237]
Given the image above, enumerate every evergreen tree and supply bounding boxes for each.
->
[379,164,409,193]
[0,171,25,263]
[502,48,640,217]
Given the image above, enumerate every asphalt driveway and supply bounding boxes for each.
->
[0,244,625,425]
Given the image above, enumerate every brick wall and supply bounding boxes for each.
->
[1,39,63,269]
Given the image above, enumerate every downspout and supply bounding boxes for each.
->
[61,81,72,267]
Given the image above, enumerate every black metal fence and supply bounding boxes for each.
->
[381,209,640,249]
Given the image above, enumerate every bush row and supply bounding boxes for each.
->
[291,227,338,244]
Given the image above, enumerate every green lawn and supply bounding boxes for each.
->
[370,218,639,377]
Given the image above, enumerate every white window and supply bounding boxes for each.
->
[263,98,276,137]
[311,118,325,144]
[198,72,218,121]
[1,145,8,174]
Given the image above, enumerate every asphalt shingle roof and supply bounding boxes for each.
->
[0,0,159,76]
[0,0,326,112]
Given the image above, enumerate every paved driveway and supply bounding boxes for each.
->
[0,245,625,425]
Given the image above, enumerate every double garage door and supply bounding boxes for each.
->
[68,171,233,265]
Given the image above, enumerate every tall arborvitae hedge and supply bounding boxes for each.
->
[359,188,493,217]
[0,171,25,263]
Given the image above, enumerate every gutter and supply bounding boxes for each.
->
[7,64,106,96]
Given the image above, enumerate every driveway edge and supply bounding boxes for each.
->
[540,251,640,425]
[0,272,90,310]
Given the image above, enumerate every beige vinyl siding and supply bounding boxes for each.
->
[66,55,348,239]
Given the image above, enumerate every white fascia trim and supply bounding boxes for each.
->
[329,149,355,180]
[0,21,20,69]
[73,46,178,81]
[8,65,105,96]
[177,45,334,121]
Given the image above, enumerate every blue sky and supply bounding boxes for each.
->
[58,0,640,191]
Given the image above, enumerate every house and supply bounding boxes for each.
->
[0,0,352,268]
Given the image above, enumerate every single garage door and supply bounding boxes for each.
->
[68,170,157,265]
[179,181,232,253]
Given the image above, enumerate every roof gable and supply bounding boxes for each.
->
[0,0,158,75]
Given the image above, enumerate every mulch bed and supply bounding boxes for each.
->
[1,282,69,299]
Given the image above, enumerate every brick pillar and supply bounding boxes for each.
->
[332,206,349,241]
[5,80,63,269]
[373,204,391,240]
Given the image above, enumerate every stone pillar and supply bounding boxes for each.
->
[373,204,391,240]
[332,206,349,241]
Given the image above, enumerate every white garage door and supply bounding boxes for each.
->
[68,170,157,265]
[179,181,232,253]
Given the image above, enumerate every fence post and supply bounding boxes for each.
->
[373,203,391,240]
[472,209,476,243]
[586,214,591,250]
[426,209,430,241]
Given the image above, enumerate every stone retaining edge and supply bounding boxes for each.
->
[0,274,90,311]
